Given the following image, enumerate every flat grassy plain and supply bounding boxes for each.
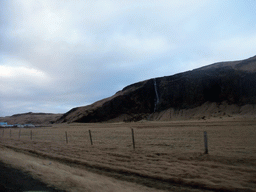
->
[0,119,256,191]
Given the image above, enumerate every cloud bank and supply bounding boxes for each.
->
[1,0,256,116]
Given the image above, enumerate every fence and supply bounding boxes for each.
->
[0,124,255,156]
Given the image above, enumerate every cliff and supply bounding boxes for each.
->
[57,55,256,123]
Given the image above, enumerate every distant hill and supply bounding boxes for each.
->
[0,112,62,125]
[57,55,256,123]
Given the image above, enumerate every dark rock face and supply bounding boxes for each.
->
[156,67,256,111]
[57,55,256,123]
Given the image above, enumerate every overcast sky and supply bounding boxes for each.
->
[1,0,256,116]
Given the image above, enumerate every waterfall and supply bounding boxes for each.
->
[153,78,159,112]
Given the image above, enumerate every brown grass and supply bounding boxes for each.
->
[0,119,256,191]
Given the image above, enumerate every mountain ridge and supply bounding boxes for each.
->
[57,55,256,123]
[195,55,256,72]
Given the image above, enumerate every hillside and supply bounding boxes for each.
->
[57,55,256,123]
[0,112,62,125]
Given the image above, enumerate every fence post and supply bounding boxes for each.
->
[204,131,208,154]
[30,130,32,140]
[2,129,4,138]
[131,128,135,150]
[65,131,68,144]
[10,129,12,138]
[89,130,93,145]
[19,129,21,139]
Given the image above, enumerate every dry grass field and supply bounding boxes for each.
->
[0,119,256,191]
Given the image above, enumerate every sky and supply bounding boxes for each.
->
[1,0,256,117]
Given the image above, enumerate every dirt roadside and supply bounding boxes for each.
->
[0,160,64,192]
[0,145,213,192]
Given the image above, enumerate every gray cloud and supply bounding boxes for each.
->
[1,0,256,116]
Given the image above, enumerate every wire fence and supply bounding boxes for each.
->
[0,124,255,156]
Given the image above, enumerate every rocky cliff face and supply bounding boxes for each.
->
[57,55,256,123]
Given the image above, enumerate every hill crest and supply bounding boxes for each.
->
[0,112,62,125]
[57,55,256,123]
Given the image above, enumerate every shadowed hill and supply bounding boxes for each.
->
[0,112,62,125]
[57,55,256,123]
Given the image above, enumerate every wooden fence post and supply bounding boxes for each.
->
[131,128,135,150]
[204,131,208,154]
[10,129,11,138]
[65,131,68,144]
[2,129,4,138]
[89,130,93,145]
[30,130,32,140]
[19,129,21,139]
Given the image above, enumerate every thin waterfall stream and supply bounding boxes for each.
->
[153,78,160,112]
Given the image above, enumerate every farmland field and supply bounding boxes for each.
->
[0,119,256,191]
